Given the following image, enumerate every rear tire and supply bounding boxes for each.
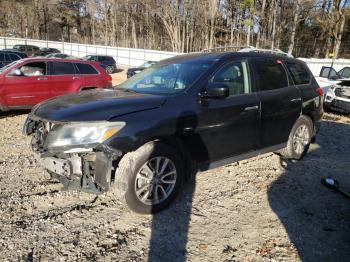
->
[279,115,313,160]
[115,142,184,214]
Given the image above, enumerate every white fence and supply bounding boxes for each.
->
[1,37,350,75]
[0,37,180,67]
[299,58,350,76]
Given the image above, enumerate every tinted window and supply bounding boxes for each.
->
[105,56,115,62]
[254,59,288,91]
[286,62,311,85]
[319,67,339,79]
[75,63,98,74]
[0,53,5,61]
[9,53,20,61]
[19,62,46,76]
[50,62,75,75]
[339,67,350,78]
[210,61,250,96]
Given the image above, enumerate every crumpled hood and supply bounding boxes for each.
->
[33,89,166,121]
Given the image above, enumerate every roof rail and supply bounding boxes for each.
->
[201,46,294,58]
[201,46,248,53]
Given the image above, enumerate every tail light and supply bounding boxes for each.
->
[105,74,112,82]
[316,88,324,97]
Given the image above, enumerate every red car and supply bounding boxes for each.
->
[0,58,113,111]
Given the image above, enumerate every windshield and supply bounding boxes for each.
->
[0,60,21,74]
[117,60,214,94]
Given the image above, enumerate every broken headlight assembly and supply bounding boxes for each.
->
[45,121,125,149]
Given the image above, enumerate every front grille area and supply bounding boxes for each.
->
[331,99,350,113]
[335,88,350,99]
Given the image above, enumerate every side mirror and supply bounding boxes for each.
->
[200,83,229,99]
[8,69,23,76]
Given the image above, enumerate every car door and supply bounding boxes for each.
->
[252,58,302,148]
[193,60,260,163]
[3,61,50,107]
[48,61,81,97]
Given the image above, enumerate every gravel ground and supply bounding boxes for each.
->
[0,73,350,261]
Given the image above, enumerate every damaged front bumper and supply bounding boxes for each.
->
[324,87,350,114]
[23,115,123,194]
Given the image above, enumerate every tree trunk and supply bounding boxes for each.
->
[288,0,300,54]
[256,0,266,48]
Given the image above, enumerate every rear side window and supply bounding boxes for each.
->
[254,59,288,91]
[75,63,98,74]
[105,56,115,62]
[286,62,311,85]
[0,53,5,61]
[50,62,75,75]
[9,53,20,61]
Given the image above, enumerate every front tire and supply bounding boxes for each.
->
[115,142,184,214]
[280,115,313,160]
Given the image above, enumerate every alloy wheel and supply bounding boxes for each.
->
[134,157,177,205]
[292,124,310,155]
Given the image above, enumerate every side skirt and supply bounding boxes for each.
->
[197,143,286,172]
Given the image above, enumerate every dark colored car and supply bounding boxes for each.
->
[0,58,112,111]
[46,53,72,59]
[23,52,323,214]
[0,50,26,68]
[36,48,61,57]
[127,61,157,78]
[2,49,28,59]
[13,44,40,57]
[83,55,117,74]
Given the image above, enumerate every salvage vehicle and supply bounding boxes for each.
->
[324,80,350,114]
[23,50,323,214]
[0,58,112,111]
[127,61,157,78]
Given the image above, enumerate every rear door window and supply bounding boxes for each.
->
[285,61,311,85]
[8,53,20,61]
[50,62,76,75]
[253,59,289,91]
[75,63,98,74]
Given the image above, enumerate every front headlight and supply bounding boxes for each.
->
[47,121,125,148]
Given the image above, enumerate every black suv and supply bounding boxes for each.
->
[23,52,323,213]
[0,50,26,68]
[82,55,117,74]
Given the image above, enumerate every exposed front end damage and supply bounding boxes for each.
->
[324,83,350,114]
[23,115,123,194]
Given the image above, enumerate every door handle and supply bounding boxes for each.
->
[37,77,48,81]
[290,98,302,103]
[72,76,80,80]
[244,105,259,111]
